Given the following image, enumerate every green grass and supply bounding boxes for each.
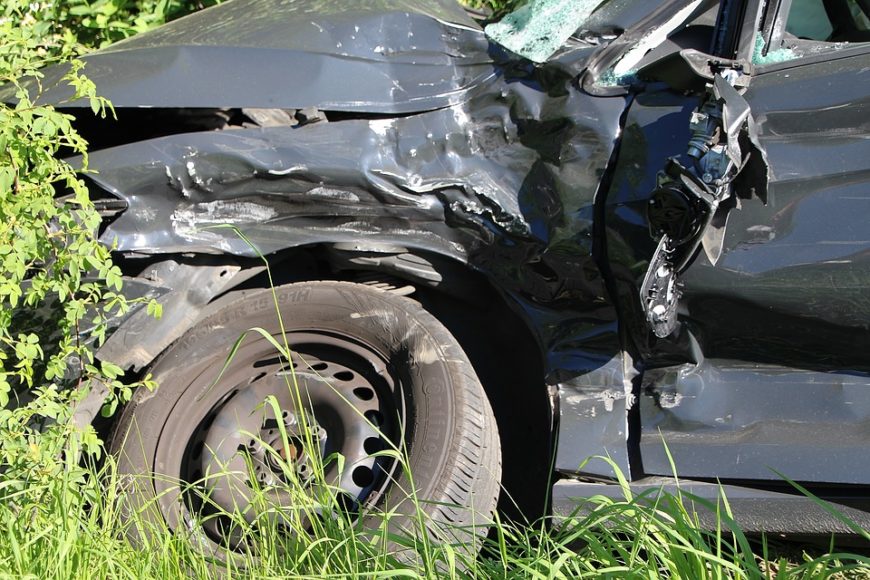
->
[1,447,869,578]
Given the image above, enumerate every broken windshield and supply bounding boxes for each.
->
[484,0,712,77]
[484,0,608,63]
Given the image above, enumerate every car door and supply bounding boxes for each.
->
[604,0,870,486]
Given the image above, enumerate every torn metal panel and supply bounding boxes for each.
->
[98,260,265,370]
[555,354,638,477]
[668,54,870,374]
[604,41,870,488]
[78,50,632,478]
[640,72,768,337]
[675,56,870,374]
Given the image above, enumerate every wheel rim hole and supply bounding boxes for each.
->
[363,437,383,455]
[352,466,374,488]
[353,387,374,401]
[337,493,359,514]
[254,357,284,369]
[201,413,216,430]
[333,370,354,381]
[311,362,328,372]
[364,410,384,427]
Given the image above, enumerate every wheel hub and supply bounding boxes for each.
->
[244,410,328,487]
[180,332,398,544]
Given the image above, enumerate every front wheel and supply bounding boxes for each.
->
[110,281,501,557]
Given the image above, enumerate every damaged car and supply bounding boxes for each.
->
[17,0,870,554]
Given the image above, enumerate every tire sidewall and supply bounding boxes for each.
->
[112,282,491,549]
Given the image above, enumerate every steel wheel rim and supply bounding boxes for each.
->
[158,330,402,549]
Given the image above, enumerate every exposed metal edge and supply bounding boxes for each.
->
[552,478,870,536]
[97,261,265,371]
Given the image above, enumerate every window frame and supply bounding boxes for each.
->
[751,0,870,72]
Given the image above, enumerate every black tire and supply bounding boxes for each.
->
[110,281,501,557]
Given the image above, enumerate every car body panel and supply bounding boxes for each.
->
[83,48,636,477]
[30,0,494,113]
[602,2,870,484]
[637,51,870,484]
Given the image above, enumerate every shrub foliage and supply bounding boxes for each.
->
[0,1,153,479]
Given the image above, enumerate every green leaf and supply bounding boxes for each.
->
[100,360,124,379]
[0,376,9,408]
[100,397,118,418]
[0,168,14,194]
[146,299,163,319]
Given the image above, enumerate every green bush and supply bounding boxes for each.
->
[0,0,158,487]
[14,1,222,53]
[463,0,518,13]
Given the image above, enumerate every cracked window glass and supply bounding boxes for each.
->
[485,0,607,62]
[759,0,870,65]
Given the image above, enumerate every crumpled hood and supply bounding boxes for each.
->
[31,0,495,113]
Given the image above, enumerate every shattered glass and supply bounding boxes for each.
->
[485,0,605,63]
[752,33,797,66]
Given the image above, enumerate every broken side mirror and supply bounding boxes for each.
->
[640,74,769,338]
[637,48,748,92]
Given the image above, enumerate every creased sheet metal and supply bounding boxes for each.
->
[84,45,632,476]
[27,0,494,113]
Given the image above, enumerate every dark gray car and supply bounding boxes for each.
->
[25,0,870,554]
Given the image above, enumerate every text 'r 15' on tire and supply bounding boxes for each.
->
[110,281,501,558]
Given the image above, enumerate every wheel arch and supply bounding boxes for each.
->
[93,242,554,520]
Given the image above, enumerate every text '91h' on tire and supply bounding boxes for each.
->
[110,281,501,559]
